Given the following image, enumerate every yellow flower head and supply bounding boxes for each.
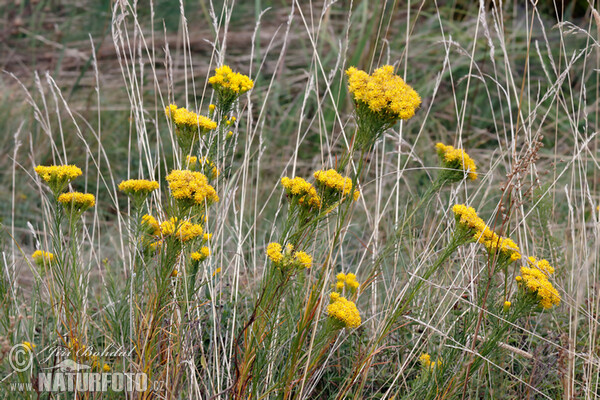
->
[293,251,312,269]
[102,364,111,372]
[503,301,511,312]
[22,342,36,352]
[118,179,159,197]
[327,295,361,328]
[313,169,360,204]
[267,242,284,264]
[419,353,441,370]
[281,176,321,209]
[58,192,96,214]
[346,65,421,121]
[160,218,204,242]
[527,256,555,276]
[35,164,82,194]
[32,250,54,266]
[517,266,561,309]
[436,143,478,181]
[166,104,217,131]
[166,169,219,208]
[142,214,161,235]
[209,65,254,95]
[191,246,210,262]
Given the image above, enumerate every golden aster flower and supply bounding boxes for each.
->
[165,104,217,153]
[58,192,95,215]
[327,296,361,329]
[517,266,561,309]
[102,364,111,372]
[313,169,360,205]
[22,342,36,352]
[142,214,161,235]
[452,204,520,263]
[209,65,254,95]
[527,256,555,276]
[118,179,159,197]
[32,250,54,266]
[267,242,283,264]
[346,65,421,120]
[281,176,321,209]
[435,143,478,181]
[166,169,219,209]
[293,251,312,269]
[419,353,441,370]
[35,164,82,195]
[346,65,420,150]
[209,65,254,114]
[191,246,210,262]
[160,218,203,242]
[503,301,511,312]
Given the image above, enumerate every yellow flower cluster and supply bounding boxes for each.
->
[209,65,254,95]
[142,214,161,235]
[327,293,361,329]
[191,246,210,262]
[166,169,219,207]
[435,143,478,181]
[281,177,321,209]
[118,179,159,196]
[160,218,204,242]
[266,242,312,269]
[165,104,217,131]
[22,341,36,352]
[293,251,312,269]
[346,65,421,120]
[334,272,359,292]
[186,156,220,179]
[58,192,96,213]
[527,257,555,275]
[313,169,360,201]
[267,242,284,263]
[419,353,442,370]
[35,164,82,194]
[517,265,561,309]
[32,250,54,266]
[451,204,521,262]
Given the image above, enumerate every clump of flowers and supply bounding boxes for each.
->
[32,250,54,267]
[209,65,254,114]
[118,179,159,205]
[435,143,478,181]
[165,104,217,153]
[327,293,361,329]
[22,342,36,352]
[419,353,442,370]
[527,257,555,275]
[58,192,96,216]
[186,156,220,180]
[479,234,522,263]
[35,164,82,195]
[313,169,359,207]
[160,218,204,242]
[266,242,313,269]
[516,265,561,309]
[166,169,219,210]
[451,204,521,263]
[281,176,321,210]
[142,214,161,235]
[346,65,421,149]
[191,246,210,262]
[333,272,359,293]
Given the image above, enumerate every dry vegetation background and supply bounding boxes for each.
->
[1,0,600,398]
